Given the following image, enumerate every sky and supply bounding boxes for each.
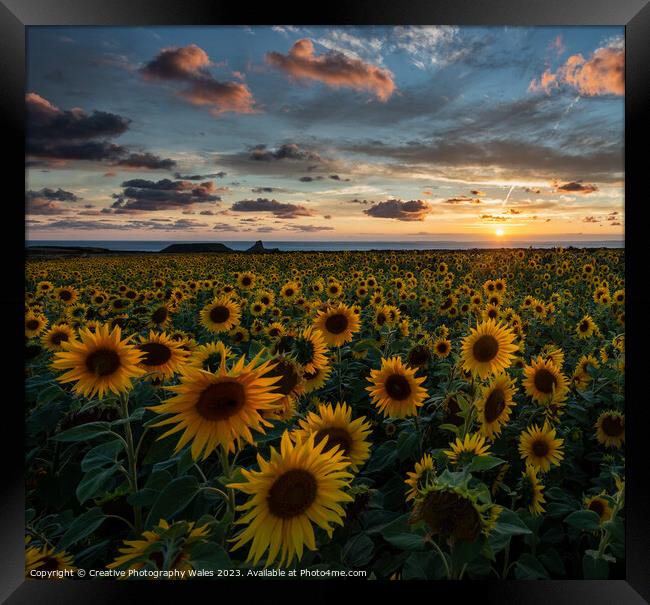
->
[25,25,625,242]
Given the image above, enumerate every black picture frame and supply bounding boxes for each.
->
[3,1,649,602]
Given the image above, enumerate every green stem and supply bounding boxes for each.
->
[119,392,142,533]
[429,538,452,580]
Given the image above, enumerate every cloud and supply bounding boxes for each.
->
[116,152,176,170]
[529,43,624,96]
[470,189,486,196]
[37,218,210,231]
[480,215,509,222]
[249,143,323,163]
[174,171,227,180]
[524,187,542,194]
[231,197,316,218]
[443,196,481,204]
[266,38,395,101]
[583,216,601,223]
[26,93,175,168]
[299,176,324,182]
[364,199,432,221]
[26,187,80,215]
[286,224,335,232]
[553,180,598,194]
[110,178,221,212]
[141,44,257,114]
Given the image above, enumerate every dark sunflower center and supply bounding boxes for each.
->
[209,305,230,324]
[314,427,353,456]
[261,296,271,305]
[484,388,506,422]
[472,335,499,362]
[242,276,252,286]
[579,321,589,332]
[588,499,605,517]
[50,331,69,346]
[385,374,412,401]
[294,338,315,366]
[195,380,246,421]
[152,307,168,324]
[59,290,72,301]
[325,313,348,335]
[601,415,624,437]
[532,439,549,458]
[436,342,449,354]
[267,469,318,519]
[267,359,299,395]
[408,345,430,367]
[86,348,121,376]
[419,491,481,541]
[26,319,40,331]
[285,288,294,297]
[534,368,557,394]
[139,342,173,366]
[376,313,387,326]
[488,309,498,318]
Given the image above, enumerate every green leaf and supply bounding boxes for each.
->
[145,475,200,528]
[342,533,375,567]
[583,551,609,579]
[76,466,118,504]
[81,440,124,472]
[188,542,232,570]
[396,430,419,461]
[539,548,566,576]
[365,442,398,473]
[469,455,505,472]
[438,423,460,434]
[58,507,106,550]
[380,513,426,551]
[402,551,443,580]
[52,422,112,443]
[564,510,601,531]
[36,384,64,406]
[515,553,550,579]
[494,509,532,536]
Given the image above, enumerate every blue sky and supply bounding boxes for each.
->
[25,26,624,241]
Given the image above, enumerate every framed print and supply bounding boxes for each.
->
[4,0,650,602]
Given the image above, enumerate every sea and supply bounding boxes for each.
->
[26,240,624,252]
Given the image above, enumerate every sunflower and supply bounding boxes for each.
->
[237,272,256,290]
[366,356,427,418]
[460,319,517,379]
[148,353,283,458]
[266,322,285,339]
[576,315,598,339]
[475,374,517,439]
[262,356,305,419]
[406,343,432,368]
[433,337,452,359]
[303,364,332,393]
[228,431,354,568]
[53,285,78,306]
[289,326,329,374]
[51,324,144,399]
[293,402,372,471]
[25,543,77,576]
[444,432,491,466]
[595,410,625,448]
[107,519,210,572]
[518,422,564,473]
[584,494,614,524]
[519,465,545,516]
[413,482,501,541]
[25,312,48,339]
[137,331,189,380]
[148,303,172,329]
[188,341,232,373]
[280,281,300,301]
[540,345,564,369]
[522,357,568,405]
[404,453,436,502]
[41,323,76,352]
[199,296,241,333]
[313,303,360,347]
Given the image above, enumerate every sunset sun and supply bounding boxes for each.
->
[495,228,505,237]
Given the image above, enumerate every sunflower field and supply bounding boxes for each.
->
[24,248,625,580]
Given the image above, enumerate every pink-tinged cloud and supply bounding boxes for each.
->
[553,180,599,194]
[550,35,565,57]
[266,38,396,101]
[141,44,211,80]
[141,45,257,115]
[180,79,257,115]
[529,44,624,96]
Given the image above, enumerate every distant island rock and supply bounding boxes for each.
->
[246,240,280,253]
[161,243,234,253]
